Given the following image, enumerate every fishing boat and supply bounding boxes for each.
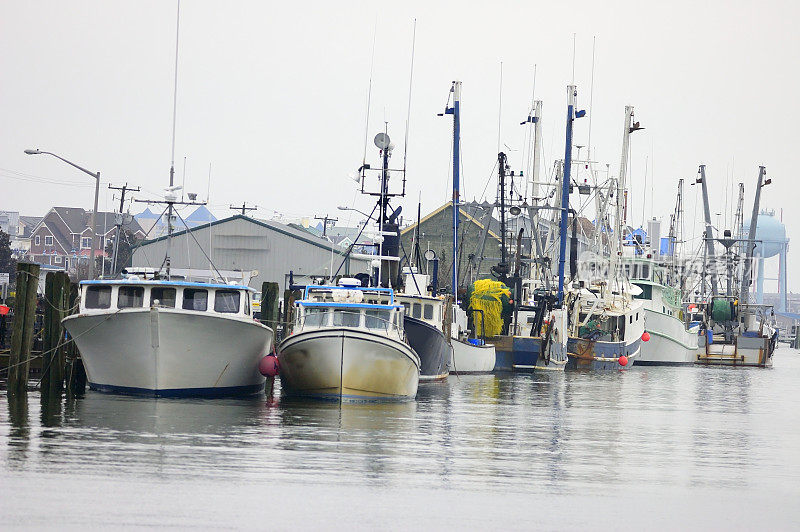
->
[277,281,420,400]
[625,256,699,365]
[395,285,452,380]
[63,277,273,396]
[556,94,648,369]
[693,166,777,367]
[61,4,273,397]
[437,79,496,374]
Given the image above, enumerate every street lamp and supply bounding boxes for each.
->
[25,149,101,280]
[337,205,373,221]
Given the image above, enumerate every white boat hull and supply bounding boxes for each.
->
[638,308,699,366]
[278,328,420,401]
[62,307,273,396]
[450,340,496,373]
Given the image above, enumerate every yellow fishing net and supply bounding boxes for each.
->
[469,279,511,337]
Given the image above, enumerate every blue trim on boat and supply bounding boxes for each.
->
[88,382,264,398]
[297,301,402,310]
[80,279,252,291]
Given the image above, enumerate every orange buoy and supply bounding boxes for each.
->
[642,331,651,342]
[258,354,280,377]
[618,355,628,366]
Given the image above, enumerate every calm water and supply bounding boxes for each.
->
[2,349,799,530]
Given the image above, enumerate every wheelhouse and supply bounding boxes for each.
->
[79,280,254,318]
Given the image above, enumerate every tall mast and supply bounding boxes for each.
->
[557,85,583,304]
[445,81,462,297]
[740,166,767,305]
[165,0,181,280]
[614,106,641,282]
[697,165,719,296]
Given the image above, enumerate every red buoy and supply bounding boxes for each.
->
[259,354,280,377]
[642,331,651,342]
[618,355,628,366]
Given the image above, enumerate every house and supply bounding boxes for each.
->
[28,206,144,275]
[131,215,371,290]
[400,200,597,292]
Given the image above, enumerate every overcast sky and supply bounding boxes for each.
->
[1,1,797,291]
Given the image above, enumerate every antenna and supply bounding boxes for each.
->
[181,156,187,201]
[587,36,596,158]
[402,18,416,177]
[571,33,576,85]
[362,16,378,170]
[497,61,503,153]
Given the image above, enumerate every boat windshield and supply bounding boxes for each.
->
[118,286,144,308]
[151,287,176,308]
[365,309,391,331]
[85,286,112,309]
[214,290,240,313]
[332,309,361,327]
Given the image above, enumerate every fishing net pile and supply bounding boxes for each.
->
[467,279,511,338]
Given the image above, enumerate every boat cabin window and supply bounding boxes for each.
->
[333,309,360,327]
[365,309,390,330]
[641,264,650,280]
[244,293,251,315]
[85,286,112,309]
[423,304,434,320]
[412,303,422,319]
[118,286,144,308]
[151,287,176,308]
[303,307,328,327]
[401,302,410,314]
[182,288,208,311]
[214,290,241,313]
[634,284,652,300]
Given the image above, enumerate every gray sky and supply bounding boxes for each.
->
[1,0,797,290]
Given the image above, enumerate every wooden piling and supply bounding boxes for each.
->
[7,262,40,397]
[261,282,279,329]
[41,272,71,400]
[65,282,86,397]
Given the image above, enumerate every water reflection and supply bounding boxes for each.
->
[1,349,798,524]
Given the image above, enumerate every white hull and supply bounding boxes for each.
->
[638,308,699,366]
[278,328,420,400]
[450,340,496,373]
[63,307,273,396]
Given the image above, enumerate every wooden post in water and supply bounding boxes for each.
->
[41,272,71,401]
[261,281,280,396]
[261,282,279,328]
[7,262,40,397]
[65,282,86,397]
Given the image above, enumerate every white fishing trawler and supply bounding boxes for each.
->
[625,257,699,366]
[63,276,273,396]
[278,280,420,401]
[60,5,274,396]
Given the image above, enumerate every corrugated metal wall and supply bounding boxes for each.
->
[132,216,369,289]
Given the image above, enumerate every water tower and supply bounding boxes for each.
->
[752,210,789,311]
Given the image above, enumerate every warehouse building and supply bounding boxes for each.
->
[132,215,370,289]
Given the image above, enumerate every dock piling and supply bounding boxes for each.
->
[7,262,40,397]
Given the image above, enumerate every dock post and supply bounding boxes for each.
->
[261,282,279,329]
[41,272,70,402]
[65,282,86,397]
[7,262,40,398]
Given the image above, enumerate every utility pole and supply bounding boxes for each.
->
[230,202,257,216]
[108,183,140,276]
[314,215,338,237]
